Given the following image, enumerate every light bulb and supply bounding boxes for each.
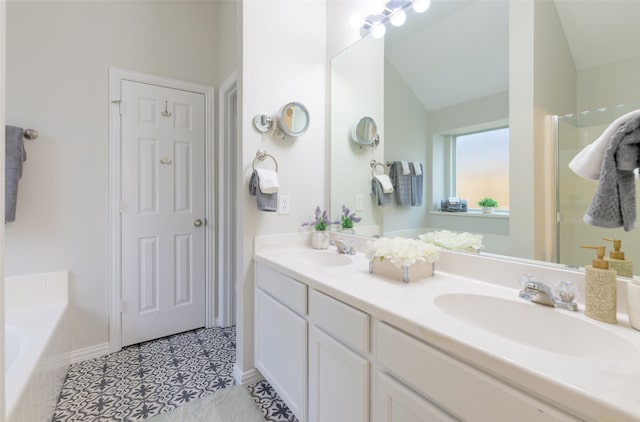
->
[350,13,365,29]
[389,9,406,26]
[368,0,385,15]
[412,0,431,13]
[371,23,386,39]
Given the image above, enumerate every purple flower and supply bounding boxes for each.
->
[340,205,362,229]
[301,206,339,231]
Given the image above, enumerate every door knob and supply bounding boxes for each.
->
[193,219,203,227]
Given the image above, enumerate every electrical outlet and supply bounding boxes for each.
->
[355,194,363,211]
[278,195,290,215]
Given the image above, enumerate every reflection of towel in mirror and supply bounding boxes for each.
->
[410,162,423,206]
[249,170,277,212]
[569,109,640,180]
[255,168,279,194]
[399,160,410,175]
[371,178,392,206]
[390,161,412,206]
[373,174,394,193]
[5,125,26,223]
[584,116,640,231]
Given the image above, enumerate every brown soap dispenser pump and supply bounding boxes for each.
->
[603,238,633,278]
[581,245,617,324]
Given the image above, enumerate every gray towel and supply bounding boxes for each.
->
[584,116,640,231]
[410,162,423,206]
[371,178,392,206]
[389,161,412,206]
[5,125,26,223]
[249,170,277,212]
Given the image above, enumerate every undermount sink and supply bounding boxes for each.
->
[288,249,354,267]
[435,293,639,360]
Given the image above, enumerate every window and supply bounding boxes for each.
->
[453,127,509,210]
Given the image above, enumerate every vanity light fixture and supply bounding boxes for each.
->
[353,0,431,38]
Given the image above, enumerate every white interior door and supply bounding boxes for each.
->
[120,80,206,346]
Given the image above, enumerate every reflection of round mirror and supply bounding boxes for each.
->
[278,102,310,137]
[351,116,378,146]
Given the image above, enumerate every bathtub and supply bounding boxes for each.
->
[5,271,70,422]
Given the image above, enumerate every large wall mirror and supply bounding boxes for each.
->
[330,0,640,276]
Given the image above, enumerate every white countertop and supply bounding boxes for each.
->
[254,242,640,422]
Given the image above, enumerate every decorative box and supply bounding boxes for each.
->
[369,258,433,283]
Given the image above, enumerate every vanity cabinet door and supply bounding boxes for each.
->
[255,288,307,422]
[373,372,458,422]
[308,325,369,422]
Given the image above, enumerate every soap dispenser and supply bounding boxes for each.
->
[603,238,633,278]
[582,245,617,324]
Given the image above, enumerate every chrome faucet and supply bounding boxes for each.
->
[519,275,578,311]
[330,239,355,255]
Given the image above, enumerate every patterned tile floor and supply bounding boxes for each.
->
[53,327,298,422]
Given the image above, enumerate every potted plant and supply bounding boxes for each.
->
[302,206,338,249]
[339,205,362,233]
[477,197,498,214]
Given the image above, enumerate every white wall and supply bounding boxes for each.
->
[236,0,327,381]
[383,60,429,234]
[5,1,222,353]
[1,0,6,417]
[330,35,384,234]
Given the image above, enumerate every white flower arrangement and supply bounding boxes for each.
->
[366,237,440,268]
[418,230,484,252]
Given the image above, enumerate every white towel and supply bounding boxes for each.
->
[255,168,279,194]
[411,162,422,176]
[374,174,394,193]
[569,109,640,180]
[400,160,410,175]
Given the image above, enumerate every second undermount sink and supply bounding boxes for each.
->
[287,249,354,267]
[435,293,639,360]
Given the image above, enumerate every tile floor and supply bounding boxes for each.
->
[52,327,298,422]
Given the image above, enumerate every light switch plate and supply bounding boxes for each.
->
[355,194,363,211]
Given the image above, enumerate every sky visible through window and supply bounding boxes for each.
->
[455,128,510,209]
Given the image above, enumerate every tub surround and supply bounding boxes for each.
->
[253,233,640,421]
[5,271,70,422]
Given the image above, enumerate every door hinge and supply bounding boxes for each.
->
[112,99,123,115]
[119,299,124,314]
[119,200,125,214]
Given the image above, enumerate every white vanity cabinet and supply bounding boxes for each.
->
[376,321,580,422]
[254,263,308,421]
[308,290,370,422]
[373,372,457,422]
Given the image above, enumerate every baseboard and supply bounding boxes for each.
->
[69,342,110,365]
[233,364,263,386]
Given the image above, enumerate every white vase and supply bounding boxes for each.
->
[311,230,330,250]
[482,207,495,214]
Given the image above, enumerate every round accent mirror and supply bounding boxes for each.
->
[278,102,310,137]
[351,116,379,146]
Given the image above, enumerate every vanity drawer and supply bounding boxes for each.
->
[377,321,579,422]
[255,263,307,316]
[309,289,369,354]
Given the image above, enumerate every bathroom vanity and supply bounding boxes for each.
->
[253,235,640,422]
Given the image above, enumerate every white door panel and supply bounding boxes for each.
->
[121,80,206,346]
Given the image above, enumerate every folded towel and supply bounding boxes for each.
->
[5,125,26,223]
[569,109,640,180]
[399,160,410,175]
[373,174,394,194]
[412,161,422,176]
[371,177,392,206]
[390,161,412,206]
[255,168,279,194]
[584,116,640,231]
[249,171,277,212]
[410,162,423,206]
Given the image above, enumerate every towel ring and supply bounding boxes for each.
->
[370,160,386,176]
[252,149,279,172]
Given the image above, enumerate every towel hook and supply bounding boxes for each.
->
[252,149,279,172]
[23,129,38,140]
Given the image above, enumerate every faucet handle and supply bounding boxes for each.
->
[519,273,538,290]
[553,280,579,304]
